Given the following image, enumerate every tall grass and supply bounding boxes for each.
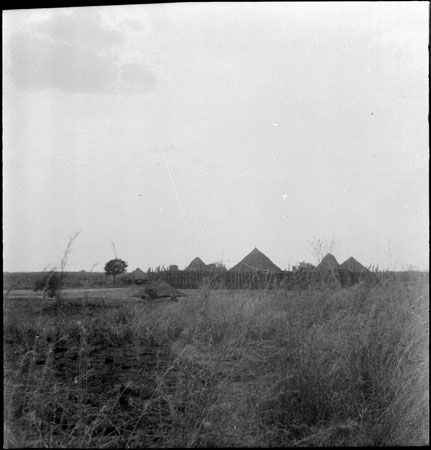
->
[4,274,429,447]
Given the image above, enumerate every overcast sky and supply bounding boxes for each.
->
[3,2,429,272]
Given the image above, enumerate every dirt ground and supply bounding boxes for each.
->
[3,286,198,300]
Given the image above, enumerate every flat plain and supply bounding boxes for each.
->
[3,274,429,447]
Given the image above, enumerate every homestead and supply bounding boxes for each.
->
[3,250,372,292]
[144,249,372,290]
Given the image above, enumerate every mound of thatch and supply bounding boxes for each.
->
[316,254,340,271]
[340,257,368,273]
[230,247,282,273]
[133,279,186,300]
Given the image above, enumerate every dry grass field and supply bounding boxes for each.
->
[3,274,429,447]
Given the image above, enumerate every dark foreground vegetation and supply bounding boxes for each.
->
[3,272,429,447]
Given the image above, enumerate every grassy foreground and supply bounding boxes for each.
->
[3,275,429,447]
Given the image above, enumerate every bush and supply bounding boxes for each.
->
[33,271,64,299]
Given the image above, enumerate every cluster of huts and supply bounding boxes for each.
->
[185,248,368,274]
[316,254,368,272]
[125,247,368,293]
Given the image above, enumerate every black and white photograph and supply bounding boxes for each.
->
[3,2,429,447]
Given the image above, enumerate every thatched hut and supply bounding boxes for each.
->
[126,267,149,285]
[340,257,368,273]
[186,257,207,271]
[230,247,282,273]
[315,254,340,271]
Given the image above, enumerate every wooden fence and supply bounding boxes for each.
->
[141,268,374,290]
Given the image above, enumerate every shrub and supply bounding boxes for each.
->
[33,271,64,299]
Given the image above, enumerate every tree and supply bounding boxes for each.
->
[214,262,227,271]
[294,261,315,271]
[307,235,336,265]
[104,259,128,286]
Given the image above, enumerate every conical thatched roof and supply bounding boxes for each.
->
[186,257,207,271]
[230,247,282,273]
[316,254,340,271]
[128,267,148,280]
[340,257,368,273]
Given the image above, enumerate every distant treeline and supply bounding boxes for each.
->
[3,272,111,290]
